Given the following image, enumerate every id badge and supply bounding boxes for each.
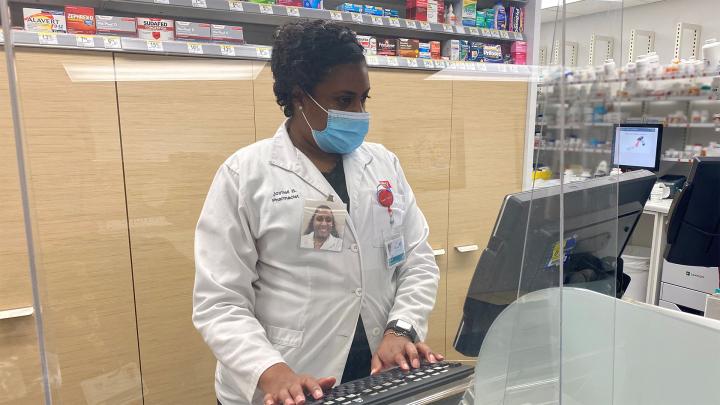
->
[299,198,347,252]
[384,230,406,269]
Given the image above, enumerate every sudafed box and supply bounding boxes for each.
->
[96,15,137,36]
[137,17,174,41]
[175,21,211,41]
[211,25,245,44]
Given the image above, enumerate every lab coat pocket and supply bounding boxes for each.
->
[266,325,304,348]
[370,193,406,248]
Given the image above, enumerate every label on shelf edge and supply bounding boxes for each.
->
[371,16,383,25]
[192,0,207,7]
[329,11,343,21]
[220,44,236,56]
[351,13,363,23]
[500,30,510,39]
[443,24,453,33]
[146,40,163,52]
[455,25,465,34]
[406,58,418,68]
[366,55,378,65]
[388,17,400,27]
[387,57,399,67]
[154,0,169,3]
[228,1,243,11]
[256,46,271,58]
[405,20,417,29]
[260,4,274,14]
[286,6,300,17]
[481,28,491,37]
[38,32,58,45]
[420,21,431,31]
[490,29,501,38]
[103,36,121,49]
[469,27,479,35]
[187,42,203,54]
[75,34,95,48]
[422,59,433,68]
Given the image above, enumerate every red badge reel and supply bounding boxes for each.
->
[377,182,395,225]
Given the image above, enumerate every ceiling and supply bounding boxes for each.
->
[540,0,665,23]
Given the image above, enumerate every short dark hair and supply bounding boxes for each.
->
[271,20,366,117]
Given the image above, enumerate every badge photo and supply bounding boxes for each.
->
[299,199,347,252]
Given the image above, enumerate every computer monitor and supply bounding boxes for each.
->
[453,171,656,356]
[611,124,664,172]
[665,157,720,268]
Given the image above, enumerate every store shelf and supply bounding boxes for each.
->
[537,146,611,154]
[667,123,720,129]
[543,94,719,105]
[539,71,720,86]
[0,306,33,320]
[1,30,526,72]
[43,0,526,43]
[661,157,693,163]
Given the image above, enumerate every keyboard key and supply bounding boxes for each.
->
[346,394,356,398]
[382,382,392,387]
[335,397,345,401]
[362,389,372,394]
[372,385,382,390]
[432,372,440,376]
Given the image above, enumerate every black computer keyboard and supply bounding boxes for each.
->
[305,361,474,405]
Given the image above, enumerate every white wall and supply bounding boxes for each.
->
[540,0,720,67]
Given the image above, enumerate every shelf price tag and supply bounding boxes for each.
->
[286,6,300,16]
[154,0,169,4]
[434,60,445,69]
[406,58,418,68]
[500,30,510,39]
[259,4,274,14]
[366,55,378,65]
[192,0,207,7]
[490,29,501,38]
[220,44,236,56]
[386,57,399,67]
[443,24,453,33]
[38,32,58,45]
[420,21,431,31]
[466,62,477,71]
[0,31,4,43]
[329,10,343,21]
[388,17,400,27]
[146,40,164,52]
[351,12,363,23]
[455,25,465,34]
[469,27,479,35]
[75,34,95,48]
[480,28,491,37]
[512,32,523,40]
[256,46,271,58]
[371,16,383,25]
[187,42,204,54]
[405,20,417,29]
[228,1,243,11]
[422,59,434,69]
[103,36,121,49]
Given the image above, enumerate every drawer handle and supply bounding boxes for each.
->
[0,306,34,320]
[455,245,479,253]
[432,248,446,256]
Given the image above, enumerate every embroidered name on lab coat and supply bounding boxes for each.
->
[272,189,300,203]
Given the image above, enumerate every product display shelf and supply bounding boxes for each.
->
[537,146,611,154]
[47,0,526,42]
[0,29,527,71]
[538,71,720,87]
[543,94,720,106]
[661,157,695,163]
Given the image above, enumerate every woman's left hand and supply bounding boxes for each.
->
[369,333,445,375]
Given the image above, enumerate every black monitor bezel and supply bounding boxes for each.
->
[611,123,664,172]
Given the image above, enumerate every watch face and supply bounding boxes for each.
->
[396,320,412,331]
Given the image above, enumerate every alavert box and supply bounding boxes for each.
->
[65,6,95,34]
[23,8,66,33]
[137,17,174,41]
[211,25,245,44]
[175,21,211,41]
[96,15,137,36]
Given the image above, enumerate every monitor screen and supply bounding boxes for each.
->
[612,124,663,171]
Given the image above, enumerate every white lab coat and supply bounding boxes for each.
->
[193,122,439,405]
[300,232,343,251]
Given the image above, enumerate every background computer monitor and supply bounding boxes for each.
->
[453,171,656,356]
[665,157,720,268]
[611,124,664,172]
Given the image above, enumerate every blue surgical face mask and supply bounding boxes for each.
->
[300,92,370,155]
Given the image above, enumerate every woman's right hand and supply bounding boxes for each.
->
[259,363,336,405]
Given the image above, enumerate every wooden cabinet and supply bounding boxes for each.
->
[253,63,286,140]
[115,55,261,404]
[445,80,528,361]
[0,51,44,405]
[13,49,142,404]
[366,69,452,354]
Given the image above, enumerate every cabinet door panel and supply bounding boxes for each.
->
[366,69,452,352]
[15,49,142,404]
[253,63,286,141]
[115,54,259,404]
[446,80,527,361]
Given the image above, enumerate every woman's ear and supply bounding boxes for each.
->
[291,86,305,113]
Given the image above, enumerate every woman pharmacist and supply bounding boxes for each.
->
[193,20,441,405]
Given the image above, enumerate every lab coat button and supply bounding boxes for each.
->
[372,327,381,336]
[350,243,359,252]
[354,288,362,297]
